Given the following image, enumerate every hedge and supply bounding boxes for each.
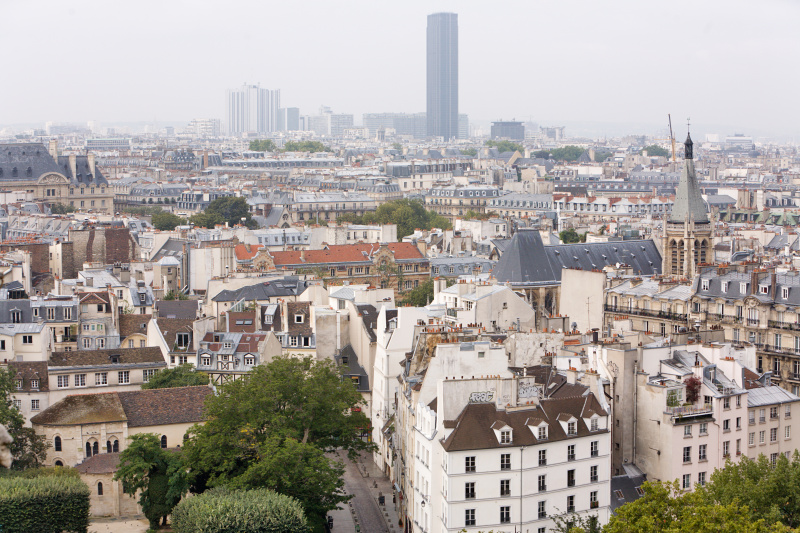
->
[0,475,90,533]
[171,488,309,533]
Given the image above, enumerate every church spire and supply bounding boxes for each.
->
[669,130,707,224]
[684,132,693,160]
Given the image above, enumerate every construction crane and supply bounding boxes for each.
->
[668,114,677,162]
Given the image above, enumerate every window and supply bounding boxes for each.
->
[590,490,599,509]
[736,417,741,429]
[723,441,730,456]
[57,375,69,388]
[568,421,577,435]
[64,307,71,320]
[771,453,779,465]
[290,337,298,347]
[465,482,475,499]
[590,417,599,431]
[500,479,511,497]
[500,430,511,444]
[787,405,792,418]
[118,371,130,384]
[160,435,167,449]
[538,449,547,466]
[568,444,576,461]
[761,409,766,423]
[98,482,103,496]
[83,338,92,349]
[682,474,691,489]
[176,332,190,348]
[500,453,510,470]
[771,406,779,419]
[465,509,475,526]
[683,446,691,463]
[590,465,598,482]
[749,432,755,446]
[538,475,547,492]
[771,428,778,442]
[97,338,105,349]
[12,399,20,410]
[723,419,730,431]
[567,469,576,487]
[538,426,548,440]
[465,456,475,472]
[201,357,211,366]
[294,314,304,323]
[75,374,86,387]
[787,426,792,439]
[684,425,692,437]
[724,397,731,409]
[538,501,547,519]
[749,411,756,425]
[698,471,706,486]
[701,279,709,291]
[699,444,707,461]
[760,430,766,444]
[500,506,511,524]
[567,495,575,513]
[31,399,39,411]
[591,440,599,457]
[22,335,32,344]
[95,372,108,386]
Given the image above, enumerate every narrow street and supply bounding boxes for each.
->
[336,450,399,533]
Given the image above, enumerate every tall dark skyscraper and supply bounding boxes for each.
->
[426,12,458,140]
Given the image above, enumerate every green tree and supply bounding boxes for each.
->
[641,144,670,157]
[532,149,551,159]
[249,139,277,152]
[399,279,433,306]
[485,139,524,153]
[606,481,791,533]
[190,197,256,229]
[461,147,477,156]
[171,487,309,533]
[706,453,800,528]
[49,203,76,214]
[0,367,49,470]
[304,217,328,227]
[114,433,188,530]
[559,228,586,244]
[549,145,586,161]
[594,151,613,162]
[162,290,188,301]
[284,141,331,153]
[391,142,403,151]
[462,210,498,221]
[151,211,186,231]
[141,365,209,390]
[336,198,451,240]
[183,357,371,529]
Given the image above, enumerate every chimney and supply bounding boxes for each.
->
[69,154,77,180]
[566,367,578,385]
[87,153,96,177]
[771,272,777,300]
[750,271,759,296]
[48,139,58,160]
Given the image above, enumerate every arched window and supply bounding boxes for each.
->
[160,435,167,449]
[86,442,92,458]
[97,482,103,496]
[54,460,64,467]
[107,441,112,454]
[54,436,62,452]
[113,440,119,453]
[92,441,99,456]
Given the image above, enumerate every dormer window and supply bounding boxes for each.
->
[538,425,548,440]
[783,287,789,300]
[295,314,304,324]
[740,283,747,294]
[15,380,22,389]
[30,379,39,389]
[500,430,512,444]
[223,342,233,349]
[568,421,577,435]
[760,285,769,295]
[590,417,599,431]
[701,279,710,291]
[722,282,728,293]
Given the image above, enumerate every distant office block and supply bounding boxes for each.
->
[278,107,300,131]
[226,83,280,135]
[427,12,458,140]
[458,114,469,140]
[85,138,132,151]
[187,118,221,137]
[363,113,428,139]
[491,121,524,140]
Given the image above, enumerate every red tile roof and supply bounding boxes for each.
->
[235,244,263,261]
[270,242,425,267]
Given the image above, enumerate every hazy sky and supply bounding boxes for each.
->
[2,0,799,138]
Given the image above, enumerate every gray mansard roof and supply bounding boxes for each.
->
[492,229,661,285]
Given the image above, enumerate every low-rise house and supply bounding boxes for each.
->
[196,331,280,384]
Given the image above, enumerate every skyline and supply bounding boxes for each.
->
[2,0,799,139]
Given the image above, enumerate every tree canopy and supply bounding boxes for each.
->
[336,198,451,240]
[461,147,477,156]
[183,356,371,529]
[485,139,523,153]
[0,367,48,470]
[114,433,188,530]
[400,279,434,307]
[462,209,498,221]
[249,139,277,152]
[49,203,76,214]
[594,151,613,163]
[151,211,186,231]
[141,365,208,390]
[549,145,586,162]
[190,197,257,229]
[559,228,586,244]
[641,144,670,158]
[284,140,331,153]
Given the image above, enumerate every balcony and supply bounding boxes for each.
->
[665,403,714,418]
[768,320,800,332]
[707,313,743,325]
[604,305,687,322]
[747,318,761,327]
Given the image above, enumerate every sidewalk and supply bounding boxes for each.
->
[351,450,401,533]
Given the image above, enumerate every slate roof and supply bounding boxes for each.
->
[155,299,198,319]
[356,304,378,342]
[492,229,661,285]
[286,302,312,336]
[155,318,195,348]
[0,144,61,181]
[117,386,212,427]
[669,135,708,223]
[49,347,166,368]
[610,470,647,511]
[75,452,121,475]
[212,277,311,302]
[337,344,369,392]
